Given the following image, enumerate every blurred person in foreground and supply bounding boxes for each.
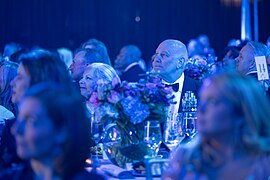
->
[163,73,270,179]
[1,83,104,179]
[0,49,75,170]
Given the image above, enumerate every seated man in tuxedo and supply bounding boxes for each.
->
[69,48,104,82]
[152,39,201,115]
[236,41,270,97]
[114,45,146,82]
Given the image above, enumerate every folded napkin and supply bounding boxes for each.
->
[0,105,15,120]
[100,164,134,179]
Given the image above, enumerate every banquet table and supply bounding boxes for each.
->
[85,157,168,180]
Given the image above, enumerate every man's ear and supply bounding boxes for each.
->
[177,57,185,69]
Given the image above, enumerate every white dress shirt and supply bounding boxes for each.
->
[163,73,185,117]
[123,62,140,73]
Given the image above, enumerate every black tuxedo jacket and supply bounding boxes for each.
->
[247,72,270,99]
[160,75,201,150]
[120,64,145,82]
[178,75,202,113]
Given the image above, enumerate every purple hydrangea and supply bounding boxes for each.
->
[121,96,150,124]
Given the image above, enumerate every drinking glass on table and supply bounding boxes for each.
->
[90,113,104,159]
[163,113,185,151]
[182,112,197,138]
[144,120,162,158]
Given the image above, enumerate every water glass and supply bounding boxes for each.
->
[144,120,162,158]
[163,113,185,151]
[182,112,197,138]
[89,113,104,162]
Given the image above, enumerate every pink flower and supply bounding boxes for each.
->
[89,92,99,107]
[195,59,207,66]
[112,77,120,87]
[107,90,121,103]
[97,86,106,100]
[152,78,162,84]
[146,82,156,89]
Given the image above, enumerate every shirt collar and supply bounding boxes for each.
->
[162,73,185,92]
[246,70,257,76]
[124,62,139,72]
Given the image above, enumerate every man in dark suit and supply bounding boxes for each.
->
[152,39,201,114]
[114,45,146,82]
[236,41,270,98]
[69,48,104,82]
[68,48,105,96]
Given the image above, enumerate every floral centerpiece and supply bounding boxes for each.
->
[185,56,212,80]
[88,76,175,166]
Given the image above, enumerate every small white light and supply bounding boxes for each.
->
[135,16,141,22]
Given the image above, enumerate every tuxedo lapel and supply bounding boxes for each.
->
[178,76,201,113]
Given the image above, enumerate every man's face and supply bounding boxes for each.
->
[152,41,183,82]
[236,44,254,75]
[69,51,87,81]
[114,47,130,71]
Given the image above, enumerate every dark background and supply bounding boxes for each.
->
[0,0,269,63]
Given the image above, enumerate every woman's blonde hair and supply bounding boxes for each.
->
[86,63,120,84]
[208,72,270,153]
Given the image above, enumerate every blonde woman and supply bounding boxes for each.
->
[79,63,120,112]
[79,63,121,150]
[163,72,270,179]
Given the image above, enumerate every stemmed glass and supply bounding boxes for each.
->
[182,112,197,138]
[86,103,104,152]
[144,120,162,158]
[89,112,104,162]
[90,117,103,145]
[163,113,186,151]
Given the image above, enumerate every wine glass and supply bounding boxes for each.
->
[182,112,197,138]
[144,120,162,158]
[163,113,185,151]
[90,113,104,160]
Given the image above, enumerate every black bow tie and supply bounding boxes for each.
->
[165,83,179,92]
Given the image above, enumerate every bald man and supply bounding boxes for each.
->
[152,39,201,114]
